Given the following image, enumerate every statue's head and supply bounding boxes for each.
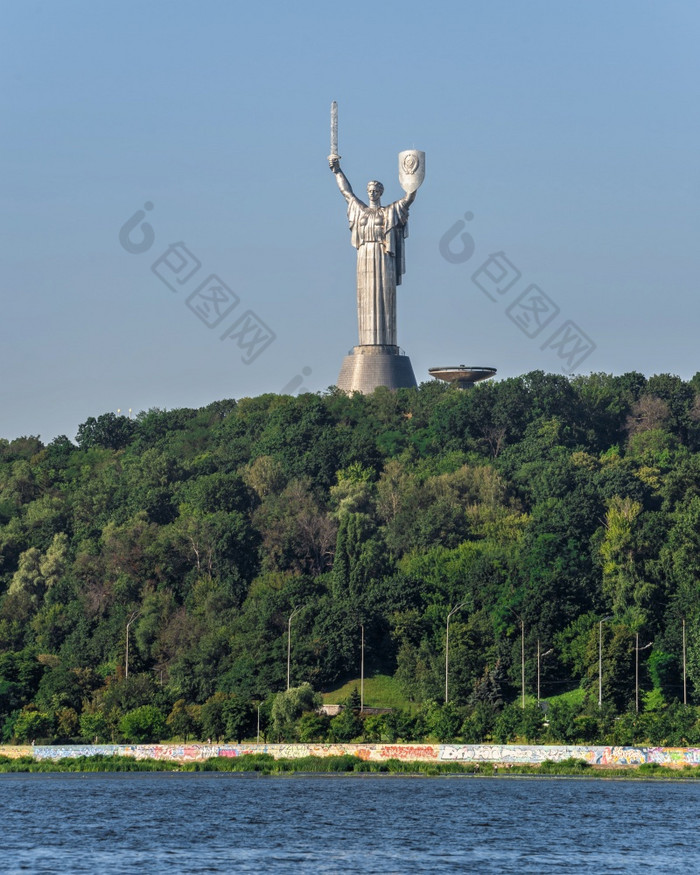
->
[367,181,384,202]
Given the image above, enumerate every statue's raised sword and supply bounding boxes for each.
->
[329,100,339,160]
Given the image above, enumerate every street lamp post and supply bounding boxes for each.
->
[519,617,525,709]
[125,610,140,679]
[537,640,553,704]
[508,609,525,709]
[360,623,365,713]
[683,618,687,706]
[445,603,467,704]
[635,633,653,713]
[598,616,612,708]
[287,606,302,691]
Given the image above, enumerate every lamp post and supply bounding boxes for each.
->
[287,605,302,691]
[519,617,525,709]
[445,603,467,704]
[507,609,526,709]
[598,616,612,707]
[683,618,687,706]
[635,633,653,713]
[537,640,553,704]
[125,610,140,679]
[360,623,365,713]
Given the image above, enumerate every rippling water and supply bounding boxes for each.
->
[1,773,698,873]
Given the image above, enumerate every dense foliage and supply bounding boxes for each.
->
[3,370,700,745]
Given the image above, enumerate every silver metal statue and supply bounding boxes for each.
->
[328,103,424,348]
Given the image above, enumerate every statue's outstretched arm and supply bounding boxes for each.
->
[329,156,354,201]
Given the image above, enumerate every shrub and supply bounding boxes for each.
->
[119,705,166,743]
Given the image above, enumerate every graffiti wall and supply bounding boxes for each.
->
[2,742,700,766]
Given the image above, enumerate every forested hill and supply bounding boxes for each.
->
[2,370,700,745]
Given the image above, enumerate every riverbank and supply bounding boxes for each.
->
[1,752,700,779]
[2,742,700,773]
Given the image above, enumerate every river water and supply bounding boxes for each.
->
[0,773,697,873]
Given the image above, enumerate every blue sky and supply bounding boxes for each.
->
[2,0,699,441]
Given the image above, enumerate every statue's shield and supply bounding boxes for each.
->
[398,150,425,193]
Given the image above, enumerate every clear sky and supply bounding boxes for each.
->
[3,0,699,442]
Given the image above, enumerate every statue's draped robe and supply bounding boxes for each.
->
[346,195,410,347]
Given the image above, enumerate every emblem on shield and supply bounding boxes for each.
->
[398,150,426,193]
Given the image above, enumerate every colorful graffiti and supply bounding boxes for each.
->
[2,742,700,767]
[438,744,700,766]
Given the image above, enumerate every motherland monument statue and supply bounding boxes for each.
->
[329,101,424,393]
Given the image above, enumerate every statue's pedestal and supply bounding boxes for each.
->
[336,345,417,394]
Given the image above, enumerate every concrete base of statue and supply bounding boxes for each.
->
[336,345,417,394]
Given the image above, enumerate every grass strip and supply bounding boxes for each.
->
[0,753,699,779]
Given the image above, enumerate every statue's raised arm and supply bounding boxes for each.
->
[329,156,354,202]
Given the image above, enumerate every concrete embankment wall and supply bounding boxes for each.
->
[2,743,700,767]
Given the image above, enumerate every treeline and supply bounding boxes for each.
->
[2,370,700,745]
